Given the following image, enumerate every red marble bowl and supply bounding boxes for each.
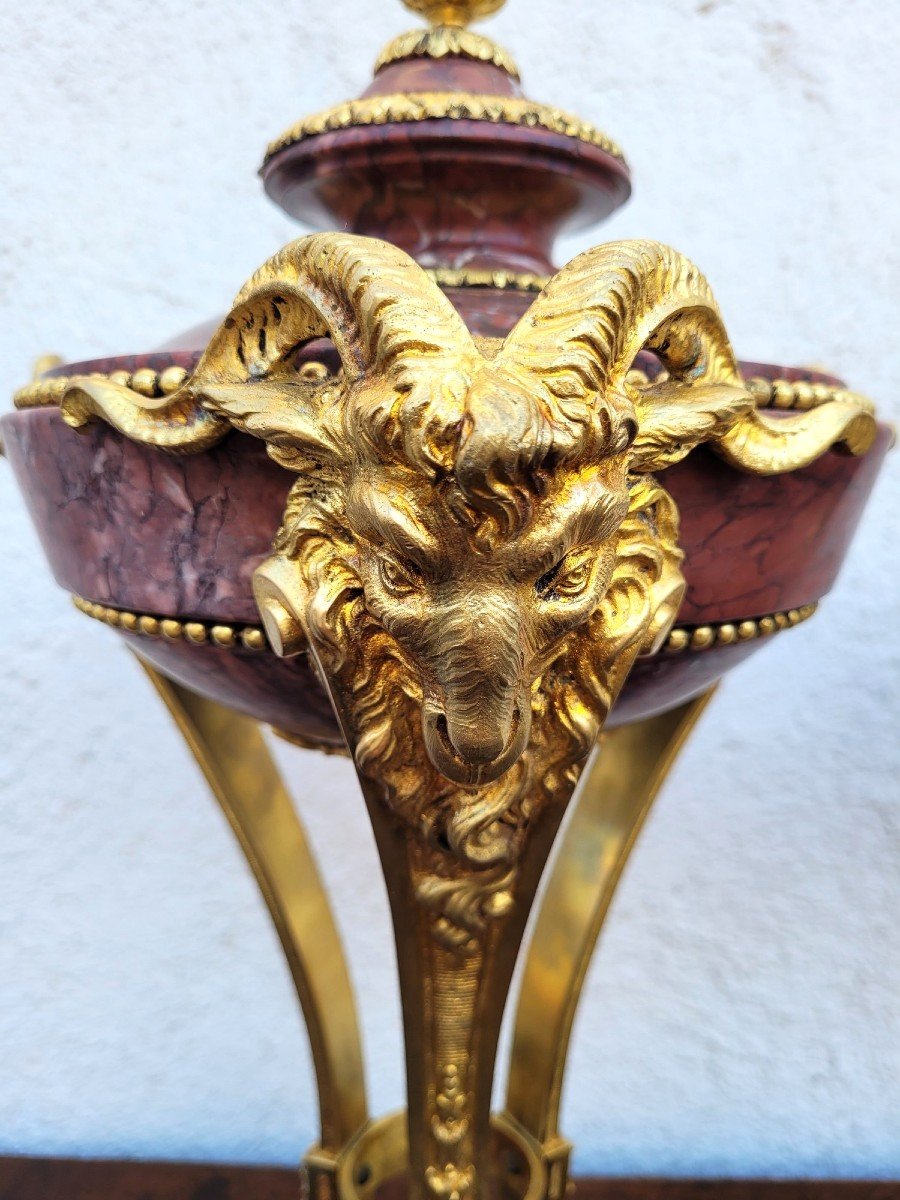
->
[2,287,889,750]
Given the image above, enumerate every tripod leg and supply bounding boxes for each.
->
[502,691,716,1192]
[140,659,368,1156]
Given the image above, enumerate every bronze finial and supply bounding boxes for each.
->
[400,0,506,28]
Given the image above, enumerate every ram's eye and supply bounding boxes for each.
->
[377,554,423,597]
[535,550,594,600]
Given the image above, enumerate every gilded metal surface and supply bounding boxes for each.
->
[71,592,818,657]
[747,374,876,413]
[663,602,817,652]
[15,366,189,410]
[429,267,547,292]
[375,27,520,79]
[72,596,267,650]
[311,1108,547,1200]
[18,364,876,419]
[51,233,876,1200]
[401,0,506,26]
[261,93,626,165]
[139,662,367,1153]
[504,692,715,1163]
[31,353,63,378]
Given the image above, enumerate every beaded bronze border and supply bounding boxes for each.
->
[374,28,520,79]
[663,603,817,654]
[623,370,874,415]
[71,594,817,657]
[428,266,548,292]
[746,376,875,414]
[72,596,267,651]
[15,365,870,418]
[14,366,190,410]
[263,93,626,166]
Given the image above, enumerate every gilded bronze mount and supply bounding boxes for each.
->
[36,232,875,1200]
[2,0,885,1194]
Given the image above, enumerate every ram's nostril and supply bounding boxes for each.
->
[441,711,510,766]
[423,700,532,785]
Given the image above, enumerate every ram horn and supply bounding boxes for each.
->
[499,239,741,398]
[63,233,478,458]
[500,239,876,474]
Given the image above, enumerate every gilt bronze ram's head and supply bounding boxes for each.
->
[61,234,874,786]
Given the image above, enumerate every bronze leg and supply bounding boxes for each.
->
[140,660,368,1160]
[501,691,716,1195]
[360,782,575,1200]
[14,211,877,1200]
[140,656,714,1200]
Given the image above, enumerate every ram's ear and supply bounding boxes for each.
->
[630,380,756,472]
[631,380,877,475]
[60,374,340,469]
[252,553,308,658]
[714,401,877,474]
[61,378,231,453]
[198,379,339,471]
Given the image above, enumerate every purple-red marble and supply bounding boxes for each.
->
[123,636,764,744]
[3,398,887,631]
[3,43,888,744]
[363,57,523,99]
[130,636,344,750]
[262,48,630,275]
[262,121,631,275]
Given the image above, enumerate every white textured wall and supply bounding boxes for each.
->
[1,0,898,1179]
